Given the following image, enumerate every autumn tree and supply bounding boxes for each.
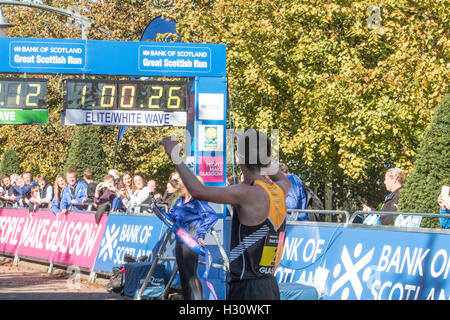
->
[0,148,21,176]
[398,95,450,228]
[1,0,448,211]
[64,126,107,180]
[164,0,449,210]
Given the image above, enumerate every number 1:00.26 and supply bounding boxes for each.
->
[71,81,186,110]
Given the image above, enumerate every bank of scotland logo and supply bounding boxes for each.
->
[98,224,120,262]
[330,243,375,300]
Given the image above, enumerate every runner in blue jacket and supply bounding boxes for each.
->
[161,177,218,300]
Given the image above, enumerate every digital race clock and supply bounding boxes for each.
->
[63,78,187,110]
[0,77,47,109]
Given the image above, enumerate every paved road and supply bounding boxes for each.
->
[0,258,125,300]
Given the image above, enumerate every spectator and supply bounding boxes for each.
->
[438,192,450,229]
[9,173,19,186]
[21,171,39,201]
[83,169,98,204]
[51,175,67,215]
[147,179,157,193]
[161,176,218,300]
[118,171,134,203]
[59,170,88,215]
[35,174,53,209]
[147,179,162,201]
[158,178,179,210]
[108,169,121,186]
[280,163,308,221]
[94,174,122,207]
[0,175,15,206]
[27,185,42,217]
[121,172,152,213]
[362,167,406,226]
[94,174,123,222]
[12,175,25,207]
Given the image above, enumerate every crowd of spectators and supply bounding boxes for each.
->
[0,169,181,218]
[0,167,448,229]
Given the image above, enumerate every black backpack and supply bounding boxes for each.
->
[107,266,125,294]
[106,254,148,294]
[304,188,325,221]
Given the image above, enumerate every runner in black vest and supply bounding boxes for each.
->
[160,129,290,300]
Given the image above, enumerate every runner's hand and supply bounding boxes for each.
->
[160,136,183,164]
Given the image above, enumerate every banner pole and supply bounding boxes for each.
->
[112,127,120,169]
[47,212,68,273]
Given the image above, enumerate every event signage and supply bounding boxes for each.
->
[198,156,224,183]
[61,109,187,126]
[138,45,212,73]
[1,37,226,77]
[63,79,187,110]
[61,78,188,126]
[276,224,450,300]
[0,78,47,109]
[0,77,48,124]
[93,214,167,273]
[0,109,48,124]
[0,209,107,269]
[9,40,86,70]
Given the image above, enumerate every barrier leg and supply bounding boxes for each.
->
[89,271,97,283]
[136,229,173,300]
[163,265,179,299]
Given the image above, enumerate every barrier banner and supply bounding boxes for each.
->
[93,214,167,273]
[0,209,107,269]
[277,224,450,300]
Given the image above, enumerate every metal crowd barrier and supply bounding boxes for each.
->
[349,210,448,232]
[349,211,445,223]
[287,209,350,226]
[136,226,229,300]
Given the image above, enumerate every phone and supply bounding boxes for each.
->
[441,185,450,202]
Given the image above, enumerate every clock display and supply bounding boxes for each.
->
[63,79,187,111]
[0,77,47,109]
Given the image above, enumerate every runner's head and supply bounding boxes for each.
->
[236,129,271,173]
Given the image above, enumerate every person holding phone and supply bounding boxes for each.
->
[438,186,450,229]
[362,168,406,225]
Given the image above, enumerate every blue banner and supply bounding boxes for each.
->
[277,224,450,300]
[1,37,226,77]
[93,214,167,273]
[9,40,86,70]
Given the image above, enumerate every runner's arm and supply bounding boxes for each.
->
[161,136,250,206]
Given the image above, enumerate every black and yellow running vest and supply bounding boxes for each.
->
[229,180,287,281]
